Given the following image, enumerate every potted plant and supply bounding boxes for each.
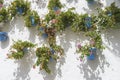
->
[0,32,8,41]
[48,0,62,11]
[24,10,40,27]
[0,8,9,25]
[33,44,63,73]
[7,40,35,59]
[77,31,104,61]
[8,0,30,19]
[97,2,120,29]
[71,14,97,32]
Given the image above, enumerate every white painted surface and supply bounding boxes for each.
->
[0,0,120,80]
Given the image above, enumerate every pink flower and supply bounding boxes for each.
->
[77,43,82,48]
[90,39,95,45]
[51,19,58,24]
[0,4,3,8]
[55,10,61,15]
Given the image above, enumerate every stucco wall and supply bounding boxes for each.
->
[0,0,120,80]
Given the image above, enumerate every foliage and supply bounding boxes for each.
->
[0,0,3,4]
[48,0,62,10]
[77,31,104,60]
[97,2,120,29]
[24,10,40,27]
[71,14,97,32]
[8,0,30,19]
[0,8,9,22]
[7,40,35,59]
[34,45,63,73]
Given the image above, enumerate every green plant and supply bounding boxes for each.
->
[0,8,9,23]
[77,31,104,60]
[24,10,40,27]
[8,0,30,19]
[48,0,62,10]
[97,2,120,29]
[7,40,35,59]
[34,45,63,73]
[0,0,3,4]
[71,14,97,32]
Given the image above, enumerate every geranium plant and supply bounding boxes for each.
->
[33,44,64,73]
[77,31,104,60]
[24,10,40,27]
[8,0,30,19]
[0,8,9,23]
[97,2,120,29]
[48,0,62,11]
[7,40,35,59]
[71,14,97,32]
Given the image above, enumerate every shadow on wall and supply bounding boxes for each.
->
[84,1,103,15]
[66,0,78,3]
[33,0,47,9]
[0,37,10,49]
[13,50,36,80]
[103,29,120,57]
[39,56,65,80]
[28,27,38,43]
[78,50,110,80]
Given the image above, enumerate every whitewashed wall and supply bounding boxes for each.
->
[0,0,120,80]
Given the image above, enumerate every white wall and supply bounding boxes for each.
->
[0,0,120,80]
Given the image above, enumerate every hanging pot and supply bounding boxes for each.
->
[30,16,37,26]
[42,33,48,39]
[17,7,24,15]
[50,48,55,54]
[22,47,28,53]
[53,7,59,11]
[85,17,92,28]
[0,32,8,41]
[86,0,94,4]
[87,53,95,60]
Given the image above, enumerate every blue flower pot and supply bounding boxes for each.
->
[90,47,97,53]
[30,16,37,27]
[0,32,8,41]
[87,0,94,4]
[42,33,48,39]
[87,53,95,60]
[50,48,55,54]
[23,48,28,53]
[107,12,112,16]
[53,7,59,11]
[17,7,24,15]
[85,17,92,28]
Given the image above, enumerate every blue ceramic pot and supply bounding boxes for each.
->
[17,7,24,15]
[85,17,92,28]
[53,7,59,11]
[87,0,94,4]
[0,32,8,41]
[50,48,55,54]
[42,33,48,39]
[23,48,28,53]
[30,16,37,26]
[87,53,95,60]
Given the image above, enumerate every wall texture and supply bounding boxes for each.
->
[0,0,120,80]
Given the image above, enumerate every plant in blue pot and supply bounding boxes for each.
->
[85,17,92,29]
[7,40,35,59]
[0,32,8,41]
[8,0,30,19]
[24,10,40,27]
[0,8,9,24]
[48,0,62,11]
[87,47,97,60]
[33,45,63,73]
